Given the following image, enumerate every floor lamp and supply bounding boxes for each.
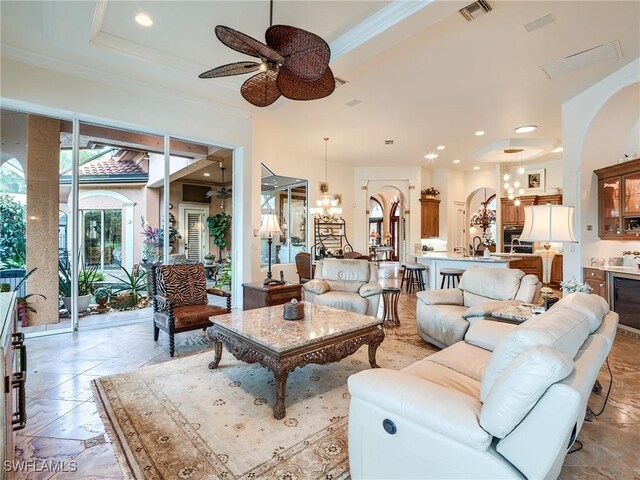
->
[519,205,577,299]
[259,214,285,285]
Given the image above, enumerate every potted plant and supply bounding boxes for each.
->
[94,287,110,311]
[204,253,216,266]
[59,256,100,313]
[14,268,46,327]
[559,278,592,297]
[207,213,231,261]
[421,187,440,199]
[215,254,232,291]
[110,263,147,309]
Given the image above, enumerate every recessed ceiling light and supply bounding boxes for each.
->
[473,166,480,170]
[424,153,439,160]
[203,172,210,177]
[135,13,153,27]
[475,130,485,136]
[552,146,564,153]
[514,125,538,134]
[437,145,446,150]
[453,159,460,164]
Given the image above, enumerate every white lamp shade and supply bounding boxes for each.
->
[258,214,282,235]
[520,205,576,242]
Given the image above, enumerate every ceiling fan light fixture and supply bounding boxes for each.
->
[200,2,334,107]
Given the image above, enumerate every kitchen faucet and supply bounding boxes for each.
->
[472,236,482,259]
[511,237,522,253]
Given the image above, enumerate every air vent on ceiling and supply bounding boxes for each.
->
[459,0,492,21]
[524,14,555,32]
[541,40,622,79]
[385,140,394,145]
[346,99,362,107]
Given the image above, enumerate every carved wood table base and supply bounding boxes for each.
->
[207,325,384,419]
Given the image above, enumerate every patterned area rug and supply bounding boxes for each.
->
[93,334,429,479]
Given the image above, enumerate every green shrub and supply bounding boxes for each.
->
[0,194,26,266]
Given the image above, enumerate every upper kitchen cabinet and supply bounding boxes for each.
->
[420,198,440,238]
[595,158,640,239]
[501,194,563,226]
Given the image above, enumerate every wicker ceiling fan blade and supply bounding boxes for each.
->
[215,25,284,63]
[277,66,335,101]
[240,70,281,107]
[199,61,261,78]
[266,25,330,81]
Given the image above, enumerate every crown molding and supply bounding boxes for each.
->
[1,45,253,120]
[330,0,433,60]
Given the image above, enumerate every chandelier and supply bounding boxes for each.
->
[470,192,496,230]
[502,148,526,205]
[309,137,343,220]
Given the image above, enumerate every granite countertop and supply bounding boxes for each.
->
[417,253,524,263]
[587,265,640,276]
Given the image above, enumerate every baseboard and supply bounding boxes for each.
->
[617,324,640,341]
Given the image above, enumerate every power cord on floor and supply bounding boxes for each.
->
[568,440,583,454]
[590,357,613,417]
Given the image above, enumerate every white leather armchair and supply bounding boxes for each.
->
[416,266,541,348]
[303,258,381,316]
[349,293,617,480]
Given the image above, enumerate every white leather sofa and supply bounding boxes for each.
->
[303,258,381,316]
[348,293,617,480]
[417,266,541,348]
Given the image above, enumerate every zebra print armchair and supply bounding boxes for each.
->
[149,263,231,357]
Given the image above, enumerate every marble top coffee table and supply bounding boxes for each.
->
[207,302,384,419]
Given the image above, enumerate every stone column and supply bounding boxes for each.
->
[26,115,60,325]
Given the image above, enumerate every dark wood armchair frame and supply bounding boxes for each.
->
[149,265,231,357]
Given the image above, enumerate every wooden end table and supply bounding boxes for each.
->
[242,281,302,311]
[381,287,401,328]
[207,303,384,419]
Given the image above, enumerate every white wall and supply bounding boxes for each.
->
[562,58,640,279]
[1,57,255,306]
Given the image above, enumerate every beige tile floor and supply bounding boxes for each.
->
[14,264,640,479]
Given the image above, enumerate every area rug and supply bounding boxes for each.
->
[93,335,429,479]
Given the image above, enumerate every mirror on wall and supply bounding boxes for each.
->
[260,164,308,268]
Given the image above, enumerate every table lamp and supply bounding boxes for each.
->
[259,214,285,285]
[519,205,576,299]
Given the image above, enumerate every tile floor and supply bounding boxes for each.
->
[13,264,640,479]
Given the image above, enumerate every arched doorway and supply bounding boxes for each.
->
[367,186,405,262]
[467,187,497,254]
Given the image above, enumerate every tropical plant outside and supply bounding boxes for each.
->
[207,213,231,260]
[59,255,101,297]
[110,263,147,303]
[0,194,26,267]
[215,254,232,289]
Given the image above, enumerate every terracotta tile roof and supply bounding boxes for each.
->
[79,156,146,176]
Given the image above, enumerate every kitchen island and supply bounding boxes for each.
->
[412,253,524,289]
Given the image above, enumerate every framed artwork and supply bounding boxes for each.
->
[525,168,545,193]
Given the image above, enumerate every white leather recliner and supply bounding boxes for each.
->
[416,266,541,348]
[302,258,381,316]
[348,293,618,480]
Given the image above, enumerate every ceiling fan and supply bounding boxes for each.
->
[199,0,335,107]
[206,162,232,199]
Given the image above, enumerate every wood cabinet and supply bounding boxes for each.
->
[501,194,561,226]
[509,254,563,287]
[420,198,440,238]
[242,282,303,311]
[583,267,608,302]
[550,254,563,289]
[594,158,640,239]
[510,256,542,278]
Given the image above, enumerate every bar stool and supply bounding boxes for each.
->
[404,263,427,293]
[440,268,464,288]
